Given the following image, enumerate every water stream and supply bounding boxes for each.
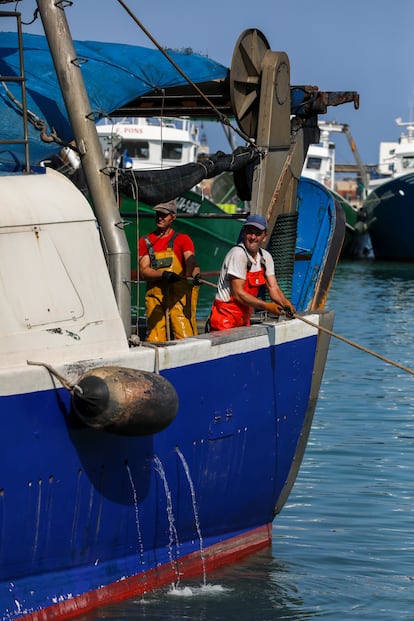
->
[175,446,207,586]
[153,455,181,586]
[126,463,148,591]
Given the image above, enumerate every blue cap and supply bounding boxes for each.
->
[243,214,267,231]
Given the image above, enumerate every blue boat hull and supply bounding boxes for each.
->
[1,321,327,620]
[0,167,342,620]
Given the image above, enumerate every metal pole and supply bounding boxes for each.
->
[36,0,131,336]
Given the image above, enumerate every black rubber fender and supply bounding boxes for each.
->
[72,366,178,435]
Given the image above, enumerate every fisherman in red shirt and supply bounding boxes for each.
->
[138,200,201,342]
[209,214,295,331]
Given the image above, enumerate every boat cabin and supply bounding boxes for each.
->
[96,116,200,171]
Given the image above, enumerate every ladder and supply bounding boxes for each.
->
[0,11,30,171]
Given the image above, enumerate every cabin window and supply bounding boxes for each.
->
[306,157,322,171]
[122,140,149,159]
[162,142,183,161]
[402,156,414,170]
[0,228,84,330]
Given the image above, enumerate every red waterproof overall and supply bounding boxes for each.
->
[210,266,266,331]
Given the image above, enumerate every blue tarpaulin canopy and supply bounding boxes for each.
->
[0,32,228,168]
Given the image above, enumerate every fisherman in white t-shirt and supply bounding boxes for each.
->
[209,214,295,331]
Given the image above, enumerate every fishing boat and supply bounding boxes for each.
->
[0,3,358,619]
[363,172,414,261]
[363,118,414,260]
[370,117,414,185]
[96,116,202,171]
[302,121,372,259]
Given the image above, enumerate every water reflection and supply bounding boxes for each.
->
[335,260,414,290]
[76,549,316,621]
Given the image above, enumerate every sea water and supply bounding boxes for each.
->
[79,261,414,621]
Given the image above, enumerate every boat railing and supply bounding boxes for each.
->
[97,116,197,133]
[0,11,30,171]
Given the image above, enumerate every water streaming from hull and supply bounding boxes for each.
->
[153,455,181,586]
[175,446,207,586]
[126,463,147,591]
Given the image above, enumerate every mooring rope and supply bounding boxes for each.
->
[26,360,84,393]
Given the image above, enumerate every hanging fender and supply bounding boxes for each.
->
[72,366,178,436]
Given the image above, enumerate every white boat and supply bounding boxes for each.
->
[370,117,414,189]
[302,122,337,189]
[96,116,202,170]
[302,121,369,195]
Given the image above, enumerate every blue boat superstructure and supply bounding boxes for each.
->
[0,2,356,619]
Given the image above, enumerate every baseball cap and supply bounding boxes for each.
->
[242,214,267,231]
[154,200,177,215]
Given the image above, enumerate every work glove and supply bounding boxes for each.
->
[192,273,202,286]
[161,271,181,283]
[263,302,282,316]
[281,304,295,318]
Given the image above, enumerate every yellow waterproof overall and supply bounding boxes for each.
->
[144,234,199,342]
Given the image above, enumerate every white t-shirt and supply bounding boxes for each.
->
[215,244,275,302]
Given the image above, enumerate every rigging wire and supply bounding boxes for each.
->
[114,0,256,149]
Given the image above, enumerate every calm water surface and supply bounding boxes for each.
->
[80,261,414,621]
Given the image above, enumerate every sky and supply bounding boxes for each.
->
[18,0,414,167]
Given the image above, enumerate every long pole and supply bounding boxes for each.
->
[190,272,414,376]
[294,313,414,376]
[36,0,131,335]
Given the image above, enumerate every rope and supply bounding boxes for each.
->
[293,313,414,377]
[26,360,84,393]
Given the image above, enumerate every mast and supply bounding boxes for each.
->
[36,0,131,336]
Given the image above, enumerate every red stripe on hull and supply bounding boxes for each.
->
[18,524,272,621]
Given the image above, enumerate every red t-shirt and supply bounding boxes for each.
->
[138,229,195,265]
